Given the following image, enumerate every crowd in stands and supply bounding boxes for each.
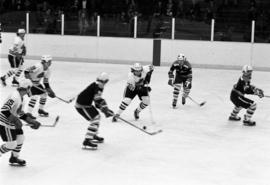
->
[0,0,270,41]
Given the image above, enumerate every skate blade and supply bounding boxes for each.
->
[9,163,26,167]
[38,114,49,117]
[91,140,104,144]
[82,146,98,150]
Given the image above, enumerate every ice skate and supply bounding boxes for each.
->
[82,138,98,150]
[243,119,256,126]
[92,135,104,143]
[38,109,49,117]
[112,114,119,122]
[228,115,241,121]
[9,154,26,166]
[12,77,19,86]
[172,100,177,109]
[0,76,6,86]
[134,109,139,120]
[182,96,186,105]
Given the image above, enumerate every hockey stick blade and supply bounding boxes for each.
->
[199,101,207,107]
[118,116,162,136]
[56,96,74,104]
[34,116,60,127]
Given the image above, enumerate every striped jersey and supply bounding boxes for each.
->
[9,36,25,56]
[25,63,51,86]
[0,90,23,129]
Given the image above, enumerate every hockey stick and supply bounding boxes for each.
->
[264,95,270,98]
[25,115,60,128]
[56,96,75,104]
[117,116,162,136]
[147,87,156,124]
[187,96,206,107]
[33,85,75,104]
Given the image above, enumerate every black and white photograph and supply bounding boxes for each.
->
[0,0,270,185]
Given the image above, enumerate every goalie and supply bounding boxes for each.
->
[229,65,264,126]
[0,79,41,166]
[75,72,114,149]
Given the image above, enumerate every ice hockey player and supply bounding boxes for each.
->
[24,55,56,118]
[0,79,41,166]
[75,72,114,149]
[112,63,154,122]
[229,65,264,126]
[168,53,192,108]
[1,28,27,86]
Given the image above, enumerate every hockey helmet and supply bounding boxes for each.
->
[242,65,253,73]
[242,65,253,81]
[41,55,52,62]
[97,72,109,84]
[177,53,186,61]
[17,29,26,34]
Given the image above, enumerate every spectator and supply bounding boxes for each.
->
[78,9,89,35]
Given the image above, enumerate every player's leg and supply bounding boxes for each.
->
[172,83,181,108]
[12,57,23,86]
[112,87,135,122]
[38,93,49,117]
[134,87,150,120]
[9,129,26,166]
[0,55,16,86]
[182,79,192,105]
[230,95,256,126]
[0,126,25,166]
[75,106,100,149]
[13,58,24,84]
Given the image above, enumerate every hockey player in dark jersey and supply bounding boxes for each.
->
[229,65,264,126]
[0,79,41,166]
[168,53,192,108]
[75,72,114,149]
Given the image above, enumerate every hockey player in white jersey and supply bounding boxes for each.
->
[112,63,154,122]
[1,28,26,86]
[0,79,41,166]
[24,55,56,118]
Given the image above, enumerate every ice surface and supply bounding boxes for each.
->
[0,59,270,185]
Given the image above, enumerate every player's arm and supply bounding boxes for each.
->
[1,99,22,129]
[168,62,176,86]
[19,112,41,129]
[246,84,264,98]
[127,73,136,91]
[94,95,114,117]
[43,71,56,98]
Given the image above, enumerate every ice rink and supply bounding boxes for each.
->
[0,59,270,185]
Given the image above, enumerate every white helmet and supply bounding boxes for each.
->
[18,28,26,34]
[41,55,52,62]
[96,72,109,84]
[131,63,143,72]
[242,65,253,74]
[177,53,186,61]
[18,79,32,89]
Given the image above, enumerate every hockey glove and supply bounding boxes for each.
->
[30,120,41,129]
[22,45,26,56]
[8,114,22,129]
[101,107,114,118]
[128,83,135,91]
[24,116,41,129]
[168,79,173,86]
[46,88,56,98]
[254,88,264,98]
